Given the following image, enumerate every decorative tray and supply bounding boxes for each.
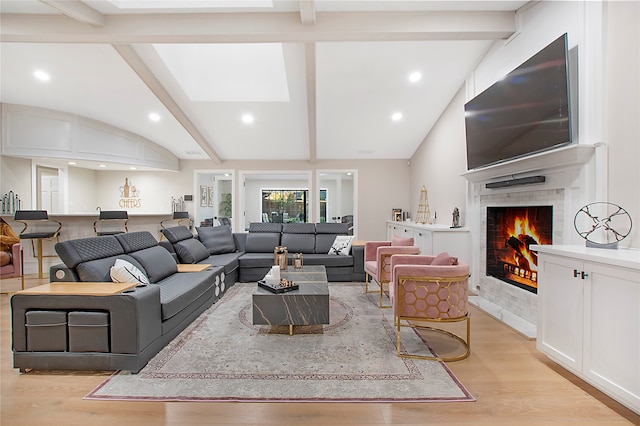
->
[258,279,299,294]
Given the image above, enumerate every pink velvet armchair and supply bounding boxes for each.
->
[0,243,21,279]
[390,253,470,361]
[364,236,420,308]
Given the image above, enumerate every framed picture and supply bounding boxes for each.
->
[200,185,207,207]
[208,187,214,207]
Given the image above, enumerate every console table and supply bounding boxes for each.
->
[386,221,470,262]
[533,244,640,415]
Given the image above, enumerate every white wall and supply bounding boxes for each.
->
[67,166,97,213]
[410,86,468,227]
[0,155,32,210]
[605,0,640,248]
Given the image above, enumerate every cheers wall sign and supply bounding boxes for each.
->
[119,178,142,208]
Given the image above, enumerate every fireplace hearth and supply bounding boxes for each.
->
[486,206,553,293]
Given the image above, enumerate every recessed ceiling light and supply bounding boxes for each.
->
[67,161,77,165]
[129,166,137,170]
[408,71,422,82]
[148,113,161,122]
[391,112,403,121]
[98,164,107,168]
[241,114,254,124]
[33,70,50,81]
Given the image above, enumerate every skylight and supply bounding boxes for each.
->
[153,43,290,102]
[107,0,273,9]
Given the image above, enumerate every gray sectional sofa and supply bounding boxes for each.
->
[12,231,225,373]
[160,222,365,282]
[11,222,363,373]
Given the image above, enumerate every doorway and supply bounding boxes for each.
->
[36,165,61,213]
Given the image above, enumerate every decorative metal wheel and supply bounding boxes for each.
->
[574,202,632,246]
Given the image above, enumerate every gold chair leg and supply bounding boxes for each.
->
[379,281,391,308]
[36,239,44,279]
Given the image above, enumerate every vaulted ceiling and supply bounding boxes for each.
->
[0,0,528,168]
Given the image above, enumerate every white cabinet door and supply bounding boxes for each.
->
[536,254,584,374]
[583,262,640,411]
[388,223,404,239]
[397,224,414,241]
[414,229,432,255]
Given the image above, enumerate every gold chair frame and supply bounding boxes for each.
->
[395,274,471,362]
[365,252,395,308]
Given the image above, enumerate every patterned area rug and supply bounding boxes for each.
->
[85,282,475,403]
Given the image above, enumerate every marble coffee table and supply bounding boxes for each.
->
[252,265,329,335]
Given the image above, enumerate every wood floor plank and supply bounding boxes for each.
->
[1,276,639,425]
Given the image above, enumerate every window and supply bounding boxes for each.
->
[261,190,308,223]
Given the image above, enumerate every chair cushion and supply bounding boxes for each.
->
[392,235,414,246]
[197,226,236,254]
[174,239,210,264]
[110,258,149,285]
[431,251,459,265]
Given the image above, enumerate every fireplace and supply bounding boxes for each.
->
[486,206,553,294]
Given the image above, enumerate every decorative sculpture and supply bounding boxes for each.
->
[574,202,632,249]
[415,186,432,224]
[451,207,461,228]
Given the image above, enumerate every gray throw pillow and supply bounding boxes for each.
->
[174,239,210,264]
[130,246,178,283]
[197,226,236,255]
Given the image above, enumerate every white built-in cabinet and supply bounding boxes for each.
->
[386,221,471,263]
[534,245,640,415]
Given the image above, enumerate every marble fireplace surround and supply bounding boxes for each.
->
[462,144,596,338]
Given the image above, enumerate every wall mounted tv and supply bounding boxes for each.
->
[464,33,572,170]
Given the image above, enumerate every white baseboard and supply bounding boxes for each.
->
[469,295,536,340]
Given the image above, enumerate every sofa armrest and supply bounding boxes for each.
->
[11,285,162,354]
[49,264,80,282]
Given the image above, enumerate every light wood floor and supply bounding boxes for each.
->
[1,276,639,425]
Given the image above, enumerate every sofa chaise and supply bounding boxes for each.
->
[11,231,224,373]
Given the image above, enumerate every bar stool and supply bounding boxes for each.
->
[14,210,62,279]
[160,211,190,240]
[94,210,129,236]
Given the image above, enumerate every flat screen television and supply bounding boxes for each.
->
[464,33,572,170]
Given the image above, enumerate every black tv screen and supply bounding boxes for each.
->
[464,33,572,170]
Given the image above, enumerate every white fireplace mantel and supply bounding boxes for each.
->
[461,144,596,184]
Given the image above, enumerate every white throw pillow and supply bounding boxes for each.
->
[110,259,149,285]
[328,235,354,256]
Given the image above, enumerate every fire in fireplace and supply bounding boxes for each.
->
[486,206,553,293]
